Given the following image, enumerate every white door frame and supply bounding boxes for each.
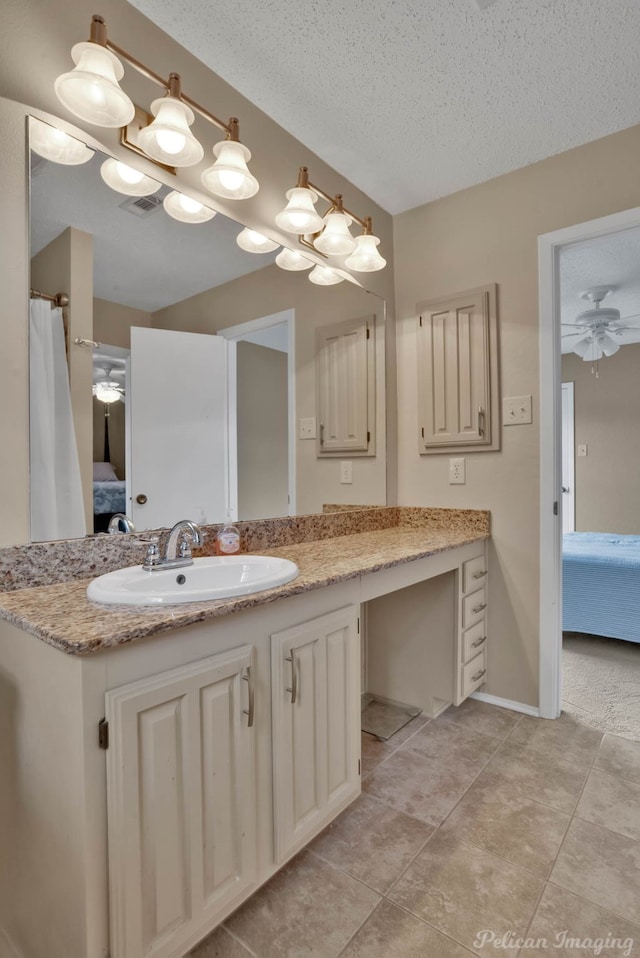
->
[561,382,575,534]
[217,309,296,517]
[538,205,640,719]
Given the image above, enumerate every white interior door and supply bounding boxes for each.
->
[561,382,575,533]
[128,327,231,530]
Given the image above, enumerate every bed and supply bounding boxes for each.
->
[93,479,126,516]
[562,532,640,644]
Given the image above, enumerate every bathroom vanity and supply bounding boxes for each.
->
[0,507,488,958]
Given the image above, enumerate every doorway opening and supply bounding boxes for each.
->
[538,205,640,731]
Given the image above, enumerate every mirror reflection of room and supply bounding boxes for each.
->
[29,135,387,539]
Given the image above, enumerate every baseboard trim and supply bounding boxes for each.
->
[471,691,540,717]
[0,927,23,958]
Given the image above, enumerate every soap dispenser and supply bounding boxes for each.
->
[215,512,241,555]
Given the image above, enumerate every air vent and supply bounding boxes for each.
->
[118,194,163,218]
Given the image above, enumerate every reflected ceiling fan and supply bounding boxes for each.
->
[92,359,126,404]
[562,286,640,363]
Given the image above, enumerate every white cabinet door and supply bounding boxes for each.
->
[105,646,257,958]
[271,606,361,863]
[316,316,374,454]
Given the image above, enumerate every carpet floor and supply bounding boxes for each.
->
[563,632,640,742]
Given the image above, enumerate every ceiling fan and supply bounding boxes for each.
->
[562,286,640,362]
[92,360,126,404]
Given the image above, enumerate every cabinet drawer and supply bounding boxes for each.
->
[462,555,488,594]
[462,619,487,665]
[462,587,487,629]
[461,648,487,699]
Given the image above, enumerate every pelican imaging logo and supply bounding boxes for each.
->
[473,929,635,956]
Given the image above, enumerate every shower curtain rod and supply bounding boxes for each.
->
[30,288,69,308]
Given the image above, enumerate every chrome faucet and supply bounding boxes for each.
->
[142,519,204,572]
[108,513,136,534]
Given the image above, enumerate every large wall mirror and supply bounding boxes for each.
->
[28,118,387,541]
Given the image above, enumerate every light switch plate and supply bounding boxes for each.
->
[340,461,353,484]
[299,417,316,440]
[503,395,533,425]
[449,458,465,484]
[577,443,588,457]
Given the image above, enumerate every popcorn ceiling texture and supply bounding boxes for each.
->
[0,507,489,655]
[128,0,640,213]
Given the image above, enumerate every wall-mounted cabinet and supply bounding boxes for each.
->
[316,314,376,456]
[417,284,499,453]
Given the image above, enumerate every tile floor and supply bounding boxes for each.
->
[190,699,640,957]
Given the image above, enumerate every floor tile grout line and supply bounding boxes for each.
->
[519,878,552,948]
[544,877,640,930]
[333,892,382,958]
[365,897,481,957]
[217,923,259,957]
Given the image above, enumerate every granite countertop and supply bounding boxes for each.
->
[0,521,488,656]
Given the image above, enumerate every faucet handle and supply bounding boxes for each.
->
[142,536,161,571]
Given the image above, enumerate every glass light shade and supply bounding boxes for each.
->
[596,330,620,357]
[308,265,345,286]
[201,140,259,199]
[163,190,216,223]
[344,233,387,272]
[313,212,356,256]
[573,337,593,359]
[93,382,122,403]
[275,248,314,271]
[30,118,95,166]
[54,41,135,128]
[275,187,324,234]
[100,158,160,196]
[236,228,279,253]
[138,97,204,167]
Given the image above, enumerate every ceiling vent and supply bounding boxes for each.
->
[118,194,163,218]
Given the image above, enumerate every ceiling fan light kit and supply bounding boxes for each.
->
[561,285,640,371]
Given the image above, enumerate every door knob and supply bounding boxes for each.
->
[136,493,148,504]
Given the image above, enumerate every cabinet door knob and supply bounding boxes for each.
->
[136,493,148,505]
[472,570,487,580]
[472,603,487,614]
[478,406,486,438]
[471,635,487,649]
[285,651,298,704]
[472,668,487,682]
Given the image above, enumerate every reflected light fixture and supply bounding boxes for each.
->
[54,15,258,198]
[93,381,123,404]
[29,118,95,165]
[275,249,314,271]
[236,228,279,253]
[309,265,345,286]
[100,157,160,196]
[276,166,386,277]
[163,190,216,223]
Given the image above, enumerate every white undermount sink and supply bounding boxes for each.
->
[87,555,299,607]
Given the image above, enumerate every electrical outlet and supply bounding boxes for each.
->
[340,461,353,484]
[299,417,316,440]
[449,457,465,484]
[503,395,533,425]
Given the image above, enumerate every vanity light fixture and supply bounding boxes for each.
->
[163,190,217,223]
[236,228,279,253]
[275,248,315,271]
[308,265,345,286]
[54,15,259,199]
[276,167,386,273]
[30,118,95,166]
[100,157,161,196]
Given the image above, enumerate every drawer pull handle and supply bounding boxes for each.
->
[285,651,298,705]
[472,570,487,580]
[242,666,255,728]
[471,635,487,649]
[472,668,487,682]
[472,603,487,614]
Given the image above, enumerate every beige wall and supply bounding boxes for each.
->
[394,123,640,708]
[31,227,94,532]
[562,344,640,535]
[93,298,152,351]
[237,342,288,520]
[0,0,395,546]
[153,264,387,515]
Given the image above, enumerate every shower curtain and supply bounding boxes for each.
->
[29,298,86,540]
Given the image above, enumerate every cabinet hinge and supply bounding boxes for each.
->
[367,431,371,444]
[419,315,423,327]
[366,325,370,339]
[357,617,360,634]
[98,718,109,750]
[358,758,361,776]
[553,501,558,516]
[421,427,425,439]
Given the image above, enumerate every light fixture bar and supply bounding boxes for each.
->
[87,15,241,140]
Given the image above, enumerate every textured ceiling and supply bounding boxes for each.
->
[127,0,640,213]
